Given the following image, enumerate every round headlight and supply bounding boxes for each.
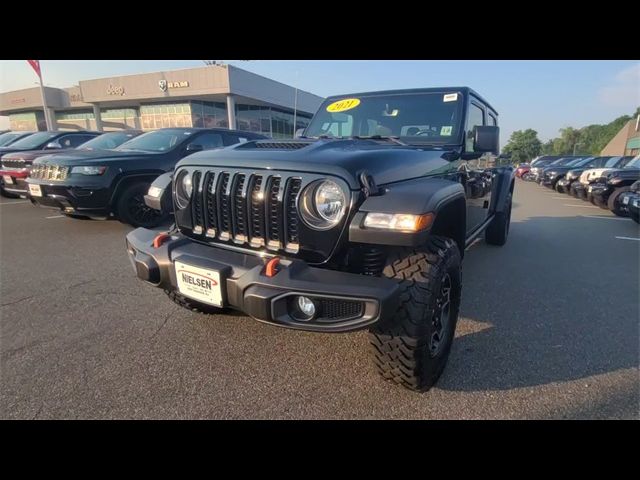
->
[175,170,193,209]
[182,172,193,198]
[300,179,347,230]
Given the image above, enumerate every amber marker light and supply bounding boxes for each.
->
[363,212,434,232]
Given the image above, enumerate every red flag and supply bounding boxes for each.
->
[27,60,41,79]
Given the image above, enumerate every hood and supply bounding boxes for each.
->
[177,138,458,189]
[580,168,616,183]
[33,148,148,166]
[605,167,640,181]
[1,148,75,164]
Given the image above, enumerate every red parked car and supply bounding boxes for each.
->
[515,163,530,178]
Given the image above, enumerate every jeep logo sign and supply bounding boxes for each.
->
[159,80,189,92]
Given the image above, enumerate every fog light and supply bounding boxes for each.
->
[294,296,316,321]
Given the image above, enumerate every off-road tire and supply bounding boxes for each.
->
[485,192,512,246]
[116,182,169,228]
[165,289,226,315]
[368,236,462,392]
[608,187,630,217]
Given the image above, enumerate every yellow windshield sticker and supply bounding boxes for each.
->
[326,98,361,113]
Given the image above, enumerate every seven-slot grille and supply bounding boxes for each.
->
[30,164,70,181]
[2,158,27,169]
[185,169,303,254]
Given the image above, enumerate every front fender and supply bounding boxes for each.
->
[348,177,465,246]
[489,166,515,214]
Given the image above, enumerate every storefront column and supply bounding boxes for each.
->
[93,104,103,131]
[226,95,236,130]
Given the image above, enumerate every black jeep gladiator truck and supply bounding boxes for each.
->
[27,128,266,227]
[126,87,514,391]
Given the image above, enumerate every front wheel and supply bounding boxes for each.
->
[116,182,169,228]
[608,187,631,217]
[368,237,462,392]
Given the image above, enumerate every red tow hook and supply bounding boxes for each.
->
[264,257,281,277]
[152,233,171,249]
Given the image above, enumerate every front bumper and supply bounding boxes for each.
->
[26,179,111,217]
[556,178,572,193]
[589,184,609,207]
[574,183,588,200]
[1,169,29,195]
[125,228,400,333]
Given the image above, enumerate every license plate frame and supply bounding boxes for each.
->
[174,260,224,307]
[28,183,42,197]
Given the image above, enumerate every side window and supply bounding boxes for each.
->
[465,103,485,152]
[58,135,95,148]
[488,113,497,127]
[192,133,224,150]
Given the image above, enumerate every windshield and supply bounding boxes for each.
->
[604,156,622,167]
[115,129,193,153]
[565,157,586,166]
[5,131,58,150]
[0,132,29,147]
[624,156,640,168]
[79,131,140,150]
[572,157,595,167]
[304,92,464,145]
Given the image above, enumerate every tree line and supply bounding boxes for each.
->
[502,107,639,164]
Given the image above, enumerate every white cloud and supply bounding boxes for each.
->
[598,63,640,107]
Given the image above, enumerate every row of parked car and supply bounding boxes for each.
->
[0,128,267,227]
[515,154,640,222]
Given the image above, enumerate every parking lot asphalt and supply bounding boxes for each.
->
[1,181,639,419]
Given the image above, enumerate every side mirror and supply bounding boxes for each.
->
[144,171,174,214]
[45,141,62,150]
[473,126,499,154]
[294,128,305,139]
[185,143,203,152]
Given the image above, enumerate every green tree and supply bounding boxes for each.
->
[502,129,542,163]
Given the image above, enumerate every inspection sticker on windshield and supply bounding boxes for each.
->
[443,93,458,102]
[326,98,361,113]
[440,126,453,136]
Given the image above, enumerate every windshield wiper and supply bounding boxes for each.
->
[349,135,408,146]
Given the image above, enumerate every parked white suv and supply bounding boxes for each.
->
[578,156,634,185]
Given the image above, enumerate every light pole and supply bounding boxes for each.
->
[572,141,582,155]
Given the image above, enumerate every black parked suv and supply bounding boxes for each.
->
[556,156,612,194]
[589,155,640,215]
[0,130,141,198]
[27,128,266,226]
[125,87,515,392]
[0,130,100,198]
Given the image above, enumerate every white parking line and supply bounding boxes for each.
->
[0,201,30,206]
[564,204,600,208]
[46,215,64,219]
[615,236,640,241]
[583,215,630,221]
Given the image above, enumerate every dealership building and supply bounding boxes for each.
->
[0,64,324,138]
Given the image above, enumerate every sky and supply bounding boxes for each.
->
[1,60,638,146]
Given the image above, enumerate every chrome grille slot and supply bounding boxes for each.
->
[203,172,217,237]
[249,175,265,247]
[231,173,248,243]
[284,178,301,253]
[191,171,203,235]
[217,173,232,240]
[266,176,282,250]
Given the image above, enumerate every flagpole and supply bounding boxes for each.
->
[36,65,52,131]
[292,70,298,137]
